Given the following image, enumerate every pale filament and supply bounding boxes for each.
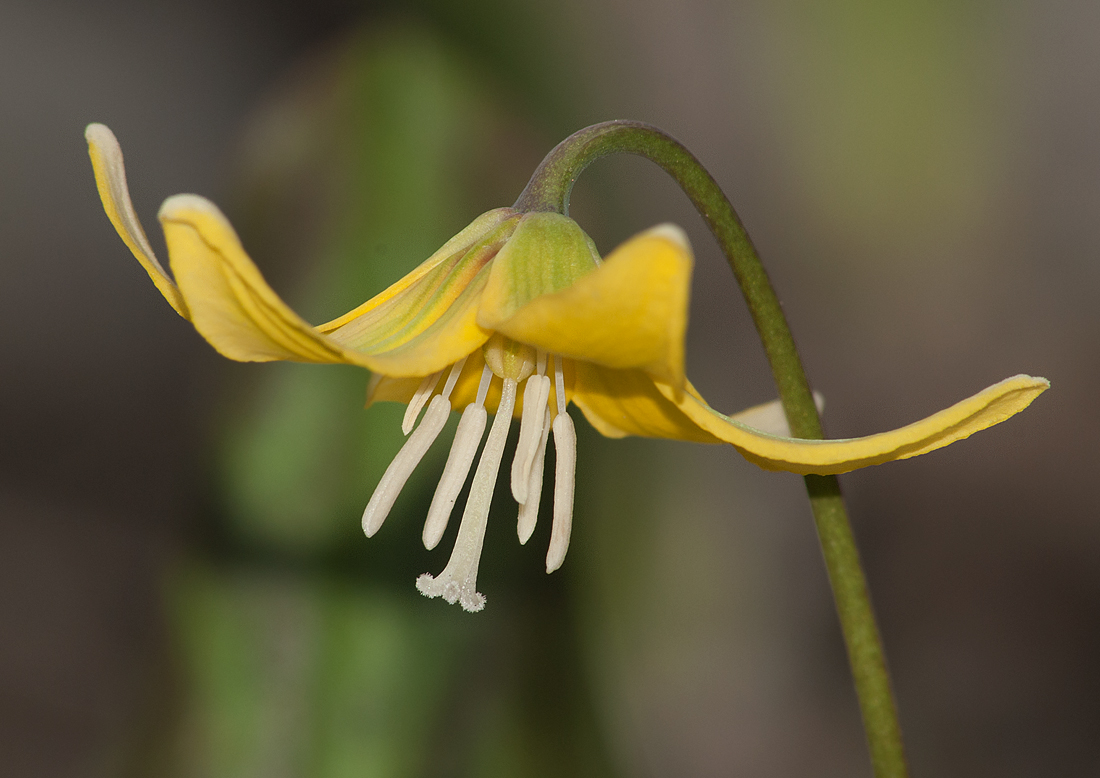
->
[511,373,551,504]
[554,354,566,417]
[362,394,450,537]
[369,344,579,611]
[517,407,551,544]
[402,371,442,435]
[422,362,493,550]
[417,375,518,612]
[361,359,465,538]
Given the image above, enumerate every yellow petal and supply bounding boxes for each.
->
[484,224,691,390]
[159,194,364,365]
[656,374,1050,475]
[365,374,423,407]
[85,123,189,319]
[163,195,491,375]
[570,363,719,443]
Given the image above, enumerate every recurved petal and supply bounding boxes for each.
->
[159,194,363,366]
[729,393,825,437]
[485,224,692,391]
[656,374,1050,475]
[570,363,720,443]
[85,124,189,319]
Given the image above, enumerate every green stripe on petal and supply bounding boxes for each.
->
[477,212,600,327]
[655,374,1050,475]
[326,222,511,356]
[316,208,518,333]
[487,224,691,390]
[352,262,494,378]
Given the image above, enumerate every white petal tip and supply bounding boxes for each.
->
[85,122,116,146]
[158,193,222,220]
[416,573,486,613]
[644,223,691,251]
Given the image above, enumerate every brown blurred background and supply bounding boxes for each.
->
[1,0,1097,776]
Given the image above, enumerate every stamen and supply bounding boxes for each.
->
[402,371,442,435]
[517,408,551,545]
[554,355,566,417]
[511,374,551,503]
[475,364,493,407]
[362,395,451,537]
[422,402,487,550]
[440,356,468,401]
[417,377,518,612]
[546,411,576,573]
[536,349,547,376]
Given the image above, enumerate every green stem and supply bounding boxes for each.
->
[517,121,909,777]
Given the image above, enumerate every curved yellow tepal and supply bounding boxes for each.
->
[85,123,189,319]
[488,224,692,391]
[661,374,1049,475]
[570,363,719,443]
[158,194,365,367]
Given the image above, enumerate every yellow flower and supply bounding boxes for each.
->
[87,123,1048,612]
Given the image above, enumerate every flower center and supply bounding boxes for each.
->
[360,341,577,612]
[482,333,537,383]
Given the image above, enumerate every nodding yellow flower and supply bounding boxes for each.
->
[87,123,1048,612]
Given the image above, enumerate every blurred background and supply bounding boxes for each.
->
[1,0,1097,776]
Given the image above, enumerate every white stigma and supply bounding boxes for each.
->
[417,376,518,612]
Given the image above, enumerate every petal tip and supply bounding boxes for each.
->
[84,122,115,146]
[158,192,223,221]
[643,223,691,251]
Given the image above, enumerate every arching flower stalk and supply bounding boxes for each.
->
[86,123,1047,613]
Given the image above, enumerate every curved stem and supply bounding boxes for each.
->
[517,121,909,777]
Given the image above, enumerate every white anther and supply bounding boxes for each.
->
[362,395,450,537]
[511,374,551,504]
[517,408,550,545]
[402,371,442,435]
[546,411,576,573]
[417,377,518,612]
[553,355,566,417]
[422,402,487,550]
